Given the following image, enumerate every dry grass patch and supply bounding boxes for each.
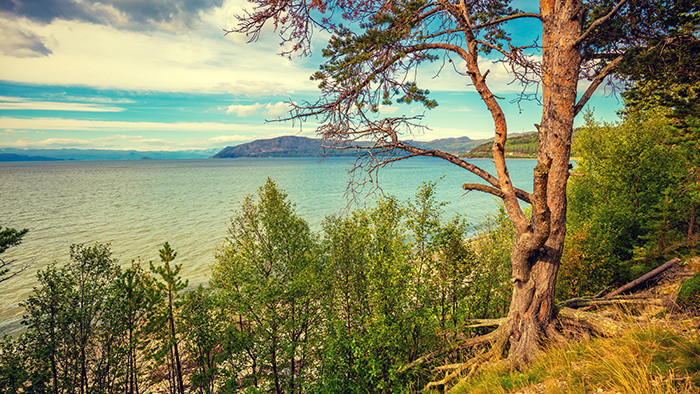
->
[448,323,700,393]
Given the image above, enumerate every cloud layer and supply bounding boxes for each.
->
[225,101,291,117]
[0,0,226,30]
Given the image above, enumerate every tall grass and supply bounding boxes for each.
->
[449,324,700,393]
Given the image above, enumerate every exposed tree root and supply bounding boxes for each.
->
[399,325,507,374]
[419,300,672,390]
[416,257,692,391]
[419,306,632,392]
[424,328,510,392]
[463,317,506,329]
[425,352,488,392]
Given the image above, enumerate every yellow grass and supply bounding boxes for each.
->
[448,322,700,394]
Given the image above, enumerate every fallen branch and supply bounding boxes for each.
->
[557,307,628,337]
[558,295,670,309]
[603,258,679,298]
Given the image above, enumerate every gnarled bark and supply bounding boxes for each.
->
[504,1,583,365]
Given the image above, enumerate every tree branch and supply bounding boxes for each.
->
[394,142,500,188]
[472,12,542,30]
[450,5,529,231]
[574,0,628,47]
[603,258,679,298]
[574,55,624,116]
[463,183,532,204]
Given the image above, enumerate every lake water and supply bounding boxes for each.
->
[0,157,535,333]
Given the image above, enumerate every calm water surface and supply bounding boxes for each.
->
[0,157,535,333]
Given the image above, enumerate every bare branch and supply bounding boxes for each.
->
[574,0,628,47]
[0,258,30,284]
[463,183,532,204]
[472,13,542,30]
[574,55,624,116]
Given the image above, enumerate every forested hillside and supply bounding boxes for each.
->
[212,135,485,158]
[465,130,582,158]
[465,132,539,158]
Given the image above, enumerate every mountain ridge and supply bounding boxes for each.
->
[0,147,219,162]
[212,135,487,159]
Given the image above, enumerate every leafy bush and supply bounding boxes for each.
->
[677,272,700,312]
[212,178,321,392]
[559,109,697,300]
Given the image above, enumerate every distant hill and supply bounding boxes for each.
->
[465,130,581,158]
[0,148,219,161]
[466,132,538,158]
[411,136,486,155]
[0,153,63,162]
[212,136,341,158]
[212,135,487,159]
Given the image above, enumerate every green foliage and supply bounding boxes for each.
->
[209,178,514,392]
[0,225,28,283]
[466,132,540,158]
[0,334,30,393]
[617,5,700,126]
[560,108,698,299]
[676,272,700,312]
[111,261,158,394]
[0,226,27,254]
[13,243,133,393]
[0,179,520,392]
[147,242,188,394]
[213,178,321,393]
[180,285,221,394]
[317,197,435,392]
[466,206,514,320]
[0,243,182,393]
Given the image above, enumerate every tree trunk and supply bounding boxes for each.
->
[168,291,185,394]
[506,1,582,364]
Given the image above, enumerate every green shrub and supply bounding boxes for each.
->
[677,272,700,312]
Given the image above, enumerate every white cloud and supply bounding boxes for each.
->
[0,22,52,58]
[0,116,300,134]
[0,97,124,112]
[62,96,136,104]
[224,101,292,117]
[225,102,264,116]
[3,132,260,150]
[6,138,91,147]
[378,105,399,115]
[0,12,317,94]
[208,135,257,143]
[264,101,292,118]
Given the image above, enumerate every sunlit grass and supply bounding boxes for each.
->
[449,324,700,393]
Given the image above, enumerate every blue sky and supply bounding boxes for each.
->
[0,0,624,151]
